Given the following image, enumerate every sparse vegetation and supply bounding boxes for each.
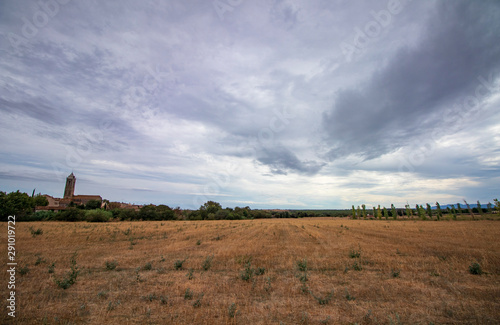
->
[54,252,79,289]
[174,258,187,270]
[3,218,499,324]
[468,262,483,275]
[105,260,118,271]
[29,226,44,237]
[202,255,213,271]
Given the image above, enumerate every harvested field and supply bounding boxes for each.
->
[1,218,499,324]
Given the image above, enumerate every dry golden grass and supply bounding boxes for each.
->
[1,218,499,324]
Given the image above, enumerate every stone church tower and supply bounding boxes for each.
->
[63,172,76,199]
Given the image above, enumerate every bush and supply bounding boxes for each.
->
[202,255,213,271]
[105,260,118,271]
[85,209,112,222]
[174,259,187,270]
[297,259,308,272]
[29,226,43,237]
[469,262,482,275]
[56,208,85,222]
[55,253,79,289]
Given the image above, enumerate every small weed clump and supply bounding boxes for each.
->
[186,268,194,280]
[297,259,308,272]
[48,262,55,274]
[310,289,334,305]
[345,288,355,301]
[202,255,213,271]
[391,268,401,278]
[35,255,45,266]
[55,253,79,289]
[174,258,187,270]
[142,262,153,271]
[19,266,30,275]
[184,288,194,300]
[29,227,43,237]
[240,261,266,282]
[192,293,204,308]
[97,291,108,299]
[469,262,483,275]
[352,261,363,271]
[240,262,254,281]
[105,260,118,271]
[349,246,361,258]
[228,303,239,318]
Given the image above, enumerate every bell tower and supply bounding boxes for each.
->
[64,172,76,199]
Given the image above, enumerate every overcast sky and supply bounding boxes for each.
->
[1,0,499,209]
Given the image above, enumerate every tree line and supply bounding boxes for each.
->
[1,190,498,222]
[351,199,500,220]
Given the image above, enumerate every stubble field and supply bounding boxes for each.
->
[1,218,499,324]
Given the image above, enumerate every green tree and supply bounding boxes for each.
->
[200,201,222,219]
[377,205,382,220]
[426,203,432,219]
[476,200,484,215]
[435,202,442,220]
[357,206,361,220]
[383,207,388,220]
[352,205,356,219]
[391,204,397,220]
[487,202,493,214]
[56,208,85,221]
[85,199,102,210]
[463,200,475,220]
[156,205,175,220]
[457,202,462,214]
[372,207,376,219]
[139,204,158,220]
[361,204,366,219]
[417,204,425,220]
[33,194,48,207]
[450,205,457,220]
[405,203,413,219]
[0,191,33,220]
[494,199,500,212]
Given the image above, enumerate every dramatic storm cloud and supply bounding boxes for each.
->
[0,0,499,209]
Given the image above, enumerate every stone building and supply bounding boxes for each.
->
[36,173,102,211]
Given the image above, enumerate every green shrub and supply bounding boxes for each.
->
[228,303,239,318]
[29,227,43,237]
[55,208,85,221]
[55,253,79,289]
[310,289,334,305]
[142,262,153,271]
[184,288,193,300]
[349,246,361,258]
[85,209,112,222]
[19,266,30,275]
[192,293,204,308]
[174,258,187,270]
[469,262,482,275]
[240,262,254,281]
[28,210,55,221]
[352,261,362,271]
[105,260,118,271]
[297,259,308,272]
[202,255,213,271]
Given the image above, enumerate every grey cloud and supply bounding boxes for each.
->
[323,1,500,160]
[257,146,325,176]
